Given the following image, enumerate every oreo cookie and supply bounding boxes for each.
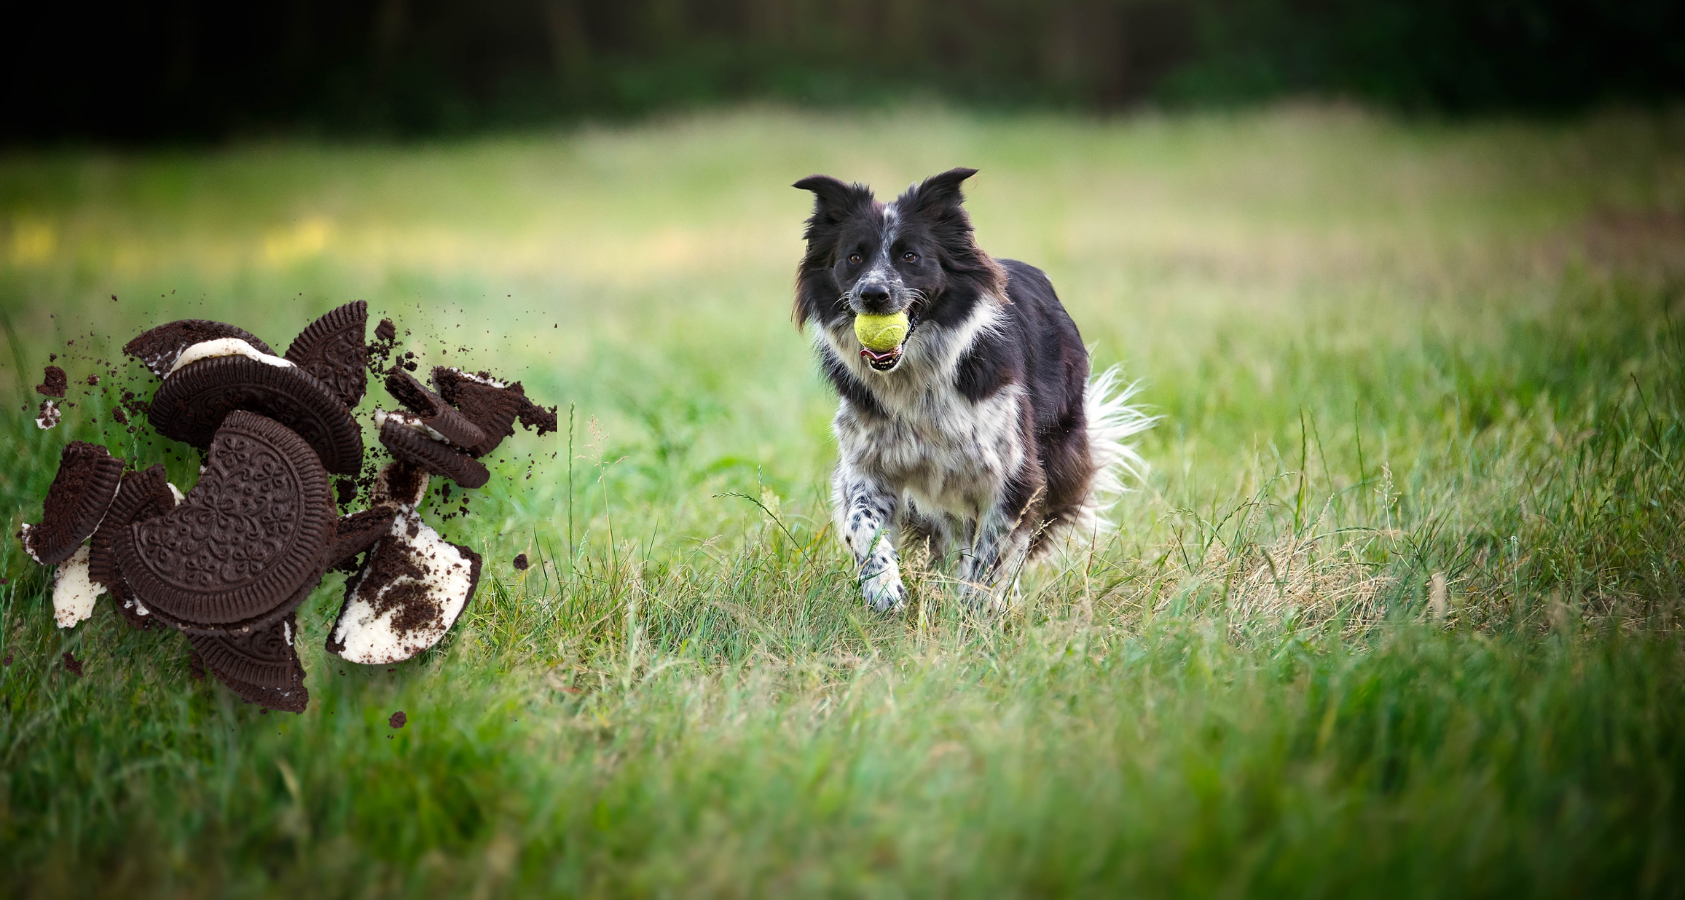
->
[149,352,364,475]
[188,613,308,713]
[378,418,489,489]
[88,464,180,631]
[19,441,124,565]
[431,368,524,456]
[124,319,275,377]
[327,506,400,571]
[383,370,487,451]
[285,300,369,408]
[114,410,337,635]
[327,506,482,664]
[369,461,430,509]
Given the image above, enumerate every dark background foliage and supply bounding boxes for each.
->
[5,0,1684,142]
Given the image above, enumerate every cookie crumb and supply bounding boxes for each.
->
[513,553,529,571]
[62,652,83,677]
[389,711,407,729]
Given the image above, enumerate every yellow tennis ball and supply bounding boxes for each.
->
[854,312,909,351]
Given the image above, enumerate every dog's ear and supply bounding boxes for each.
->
[794,175,873,225]
[905,167,978,217]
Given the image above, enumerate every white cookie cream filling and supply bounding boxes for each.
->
[168,482,185,504]
[374,407,450,444]
[328,508,476,665]
[167,337,295,375]
[35,400,60,429]
[19,524,42,564]
[53,544,101,629]
[441,367,507,389]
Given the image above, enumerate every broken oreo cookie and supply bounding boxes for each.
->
[285,300,369,408]
[88,464,181,631]
[187,613,308,713]
[114,410,337,635]
[327,506,482,665]
[378,417,490,489]
[150,349,364,475]
[124,319,276,377]
[19,441,125,566]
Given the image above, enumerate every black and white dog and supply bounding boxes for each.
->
[793,167,1150,611]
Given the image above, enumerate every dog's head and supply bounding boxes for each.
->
[793,167,1005,374]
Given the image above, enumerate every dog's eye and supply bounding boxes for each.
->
[847,253,863,265]
[901,251,918,263]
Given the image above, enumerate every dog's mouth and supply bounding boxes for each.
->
[860,346,902,371]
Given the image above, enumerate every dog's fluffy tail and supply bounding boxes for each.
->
[1073,364,1155,540]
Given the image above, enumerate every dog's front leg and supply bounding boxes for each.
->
[956,507,1031,611]
[832,465,905,612]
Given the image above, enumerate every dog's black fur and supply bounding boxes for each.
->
[794,167,1115,611]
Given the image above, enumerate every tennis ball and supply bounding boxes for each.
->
[854,312,909,351]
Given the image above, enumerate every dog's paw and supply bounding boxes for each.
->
[860,566,906,613]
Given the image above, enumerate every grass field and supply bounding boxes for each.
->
[2,104,1683,897]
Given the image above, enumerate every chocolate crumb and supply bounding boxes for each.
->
[513,553,529,571]
[390,711,407,729]
[375,318,396,342]
[62,652,83,677]
[37,366,67,397]
[112,406,128,425]
[336,478,358,507]
[2,652,12,666]
[86,374,99,386]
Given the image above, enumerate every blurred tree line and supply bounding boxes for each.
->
[6,0,1682,142]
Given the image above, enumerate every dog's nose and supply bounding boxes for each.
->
[857,283,892,311]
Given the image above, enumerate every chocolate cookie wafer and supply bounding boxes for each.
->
[431,367,524,456]
[383,370,486,450]
[378,418,490,489]
[88,464,180,631]
[150,352,364,475]
[326,506,400,571]
[124,319,275,377]
[114,410,337,635]
[285,300,369,408]
[19,441,124,565]
[188,613,308,713]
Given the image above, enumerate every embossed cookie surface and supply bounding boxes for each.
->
[149,353,364,475]
[124,319,275,377]
[114,410,336,633]
[285,300,368,408]
[19,441,124,565]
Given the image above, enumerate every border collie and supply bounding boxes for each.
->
[793,167,1151,612]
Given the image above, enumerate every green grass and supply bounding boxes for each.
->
[2,104,1683,897]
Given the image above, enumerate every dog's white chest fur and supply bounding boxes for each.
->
[834,385,1025,519]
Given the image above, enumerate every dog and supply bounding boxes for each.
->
[793,167,1151,612]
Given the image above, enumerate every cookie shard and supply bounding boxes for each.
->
[378,418,490,489]
[124,319,275,378]
[327,507,482,665]
[369,461,429,509]
[114,410,337,634]
[149,352,364,475]
[432,367,523,456]
[20,441,125,565]
[88,464,180,632]
[190,614,309,713]
[285,301,369,408]
[327,506,400,571]
[383,370,486,450]
[52,544,100,629]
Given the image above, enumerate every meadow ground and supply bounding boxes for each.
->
[1,105,1683,897]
